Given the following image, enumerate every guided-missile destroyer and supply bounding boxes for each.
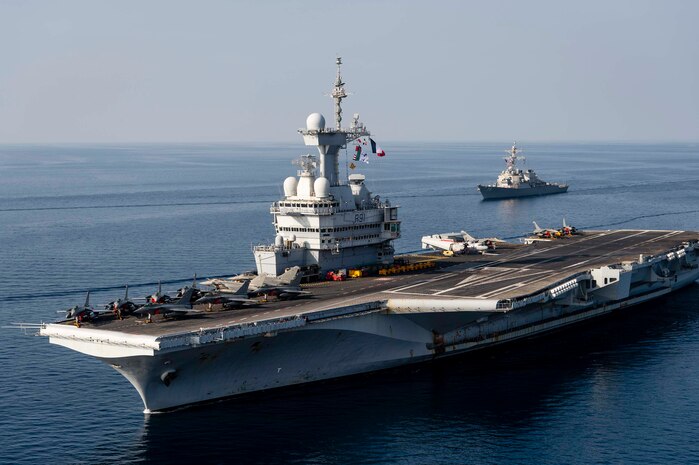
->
[38,60,699,413]
[478,143,569,200]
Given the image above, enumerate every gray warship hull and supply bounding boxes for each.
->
[41,230,699,412]
[478,183,569,200]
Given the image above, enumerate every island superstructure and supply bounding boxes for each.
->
[478,143,569,199]
[253,57,400,276]
[36,61,699,413]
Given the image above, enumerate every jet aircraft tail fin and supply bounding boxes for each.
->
[278,266,300,284]
[175,287,195,305]
[460,230,476,242]
[288,273,303,287]
[234,280,250,296]
[250,274,266,289]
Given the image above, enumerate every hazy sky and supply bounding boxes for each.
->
[0,0,697,143]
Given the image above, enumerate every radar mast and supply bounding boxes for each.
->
[331,57,347,130]
[299,57,369,186]
[504,141,525,171]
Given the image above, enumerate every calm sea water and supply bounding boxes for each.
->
[1,142,698,464]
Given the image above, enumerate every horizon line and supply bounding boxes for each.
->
[1,139,698,146]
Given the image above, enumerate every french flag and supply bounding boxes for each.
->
[369,138,386,157]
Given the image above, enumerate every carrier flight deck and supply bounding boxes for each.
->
[48,229,697,339]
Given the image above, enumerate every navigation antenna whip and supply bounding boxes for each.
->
[331,56,348,130]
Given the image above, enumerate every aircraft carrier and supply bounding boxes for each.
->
[37,60,699,413]
[40,229,699,412]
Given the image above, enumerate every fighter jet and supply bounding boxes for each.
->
[421,231,496,255]
[194,281,258,308]
[251,267,302,288]
[460,231,499,251]
[134,289,200,318]
[145,280,171,304]
[247,267,310,300]
[200,278,246,294]
[64,291,98,322]
[559,218,579,236]
[532,221,562,239]
[134,276,202,318]
[174,274,203,297]
[105,285,139,317]
[200,271,258,293]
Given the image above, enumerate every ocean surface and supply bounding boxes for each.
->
[1,142,698,464]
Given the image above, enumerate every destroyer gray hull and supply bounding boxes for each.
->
[478,184,569,200]
[41,230,699,412]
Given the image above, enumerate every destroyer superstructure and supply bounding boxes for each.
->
[478,143,568,199]
[254,58,400,276]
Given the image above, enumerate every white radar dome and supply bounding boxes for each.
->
[283,176,298,197]
[306,113,326,131]
[274,235,284,247]
[314,177,330,198]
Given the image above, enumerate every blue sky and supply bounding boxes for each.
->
[0,0,697,143]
